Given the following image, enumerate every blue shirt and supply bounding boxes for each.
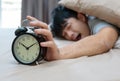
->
[88,16,120,35]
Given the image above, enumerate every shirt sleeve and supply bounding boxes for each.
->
[88,17,119,35]
[93,20,113,34]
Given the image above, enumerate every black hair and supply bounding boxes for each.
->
[50,5,78,38]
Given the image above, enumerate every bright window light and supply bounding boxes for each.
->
[1,0,22,28]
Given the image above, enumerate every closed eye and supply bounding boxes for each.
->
[64,24,72,33]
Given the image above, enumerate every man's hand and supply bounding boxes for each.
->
[27,16,60,61]
[26,16,118,61]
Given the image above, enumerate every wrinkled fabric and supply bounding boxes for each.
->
[59,0,120,28]
[1,29,120,81]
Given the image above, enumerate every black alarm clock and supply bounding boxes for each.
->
[12,27,47,65]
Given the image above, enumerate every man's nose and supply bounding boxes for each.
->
[67,31,74,39]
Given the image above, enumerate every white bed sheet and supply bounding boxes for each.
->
[0,28,120,81]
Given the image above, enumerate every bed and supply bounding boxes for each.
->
[0,28,120,81]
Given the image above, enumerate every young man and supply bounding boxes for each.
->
[27,5,119,61]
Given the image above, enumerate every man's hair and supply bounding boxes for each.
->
[50,5,78,38]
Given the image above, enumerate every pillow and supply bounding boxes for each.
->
[114,37,120,49]
[58,0,120,28]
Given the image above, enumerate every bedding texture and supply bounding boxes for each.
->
[59,0,120,28]
[0,28,120,81]
[1,31,120,81]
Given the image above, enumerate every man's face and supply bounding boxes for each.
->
[62,17,90,41]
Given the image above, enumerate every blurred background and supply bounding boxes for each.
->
[0,0,59,28]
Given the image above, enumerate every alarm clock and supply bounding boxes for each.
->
[12,27,47,65]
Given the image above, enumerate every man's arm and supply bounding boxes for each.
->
[59,27,118,59]
[27,16,118,61]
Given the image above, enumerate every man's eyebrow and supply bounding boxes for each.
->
[63,22,68,27]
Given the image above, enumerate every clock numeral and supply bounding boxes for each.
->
[26,36,30,40]
[16,46,19,49]
[18,42,20,45]
[17,52,20,55]
[22,38,25,41]
[26,58,29,61]
[32,57,35,60]
[36,43,38,46]
[36,53,38,56]
[32,38,35,41]
[21,55,24,58]
[37,47,40,50]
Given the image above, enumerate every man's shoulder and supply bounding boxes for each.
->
[87,15,96,20]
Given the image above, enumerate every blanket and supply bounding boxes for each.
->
[0,28,120,81]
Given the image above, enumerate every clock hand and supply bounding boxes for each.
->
[19,42,28,49]
[27,42,37,49]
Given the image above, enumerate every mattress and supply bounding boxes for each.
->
[0,28,120,81]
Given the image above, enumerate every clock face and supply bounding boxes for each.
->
[12,33,41,64]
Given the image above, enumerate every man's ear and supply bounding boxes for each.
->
[77,13,86,22]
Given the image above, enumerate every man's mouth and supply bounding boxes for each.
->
[75,34,81,41]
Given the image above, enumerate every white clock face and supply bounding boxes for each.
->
[13,34,40,64]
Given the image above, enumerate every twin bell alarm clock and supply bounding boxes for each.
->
[11,19,47,65]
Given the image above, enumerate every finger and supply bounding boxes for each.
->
[40,41,55,48]
[26,16,38,21]
[27,16,48,29]
[34,29,53,40]
[30,20,48,29]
